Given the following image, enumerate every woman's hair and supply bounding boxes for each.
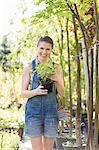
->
[37,36,53,49]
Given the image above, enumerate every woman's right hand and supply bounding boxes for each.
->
[35,85,48,95]
[21,65,48,99]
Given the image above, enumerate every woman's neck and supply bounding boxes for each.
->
[36,56,50,64]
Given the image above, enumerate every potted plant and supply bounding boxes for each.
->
[56,134,77,150]
[62,141,85,150]
[56,136,68,150]
[35,60,56,93]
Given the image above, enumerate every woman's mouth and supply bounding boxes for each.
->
[42,55,47,57]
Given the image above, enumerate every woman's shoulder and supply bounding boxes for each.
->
[55,63,62,72]
[23,63,32,75]
[24,58,36,71]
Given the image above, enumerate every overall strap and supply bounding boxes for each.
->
[32,59,36,72]
[29,59,37,89]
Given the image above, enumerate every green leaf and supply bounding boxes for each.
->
[35,0,43,5]
[35,60,56,82]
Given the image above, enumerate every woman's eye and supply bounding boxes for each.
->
[46,49,50,51]
[40,47,44,50]
[40,47,50,51]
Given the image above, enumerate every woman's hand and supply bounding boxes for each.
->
[35,85,48,95]
[21,65,48,99]
[49,72,58,82]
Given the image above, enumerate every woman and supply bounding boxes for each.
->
[21,36,64,150]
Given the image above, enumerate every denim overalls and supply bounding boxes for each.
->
[25,59,59,137]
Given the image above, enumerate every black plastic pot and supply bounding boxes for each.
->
[41,79,54,93]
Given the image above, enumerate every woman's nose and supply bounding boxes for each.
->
[42,49,47,53]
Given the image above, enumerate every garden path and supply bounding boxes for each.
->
[19,136,58,150]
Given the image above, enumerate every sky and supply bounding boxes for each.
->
[0,0,45,37]
[0,0,18,36]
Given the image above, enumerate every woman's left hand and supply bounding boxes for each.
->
[49,72,58,82]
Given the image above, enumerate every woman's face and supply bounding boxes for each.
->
[37,41,52,62]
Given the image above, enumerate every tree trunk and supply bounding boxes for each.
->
[82,38,90,150]
[71,4,93,149]
[74,4,94,150]
[54,19,65,132]
[89,47,94,150]
[57,17,63,65]
[66,18,72,137]
[66,1,94,149]
[72,14,82,146]
[93,0,99,149]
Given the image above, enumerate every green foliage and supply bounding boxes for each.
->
[0,35,11,72]
[0,35,24,73]
[62,141,79,147]
[36,60,56,82]
[0,108,23,149]
[80,1,91,13]
[31,0,68,24]
[35,0,43,5]
[21,18,28,25]
[0,130,20,149]
[8,51,24,73]
[0,108,24,130]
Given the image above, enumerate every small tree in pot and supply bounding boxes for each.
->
[35,60,56,93]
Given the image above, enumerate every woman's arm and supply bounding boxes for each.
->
[56,64,64,101]
[21,65,48,99]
